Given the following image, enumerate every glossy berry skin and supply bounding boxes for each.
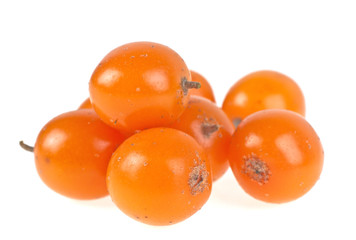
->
[171,96,234,181]
[107,128,212,226]
[228,109,323,203]
[34,109,126,200]
[78,97,92,109]
[189,70,216,102]
[222,70,305,127]
[89,41,194,134]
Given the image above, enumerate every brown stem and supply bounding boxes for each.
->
[19,141,34,152]
[181,77,201,96]
[184,81,201,89]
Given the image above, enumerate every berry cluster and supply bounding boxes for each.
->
[22,41,324,226]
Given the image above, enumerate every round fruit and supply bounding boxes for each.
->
[228,109,323,203]
[171,96,234,181]
[34,109,126,200]
[222,70,305,127]
[107,128,212,225]
[89,41,199,134]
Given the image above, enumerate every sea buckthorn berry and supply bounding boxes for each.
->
[33,109,126,200]
[222,70,305,127]
[171,96,234,181]
[228,109,324,203]
[189,70,216,102]
[78,97,92,109]
[106,128,212,226]
[89,42,199,134]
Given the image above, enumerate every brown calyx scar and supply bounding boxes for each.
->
[198,113,220,138]
[188,151,210,195]
[201,122,219,138]
[242,153,271,185]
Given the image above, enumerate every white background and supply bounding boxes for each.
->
[1,0,355,239]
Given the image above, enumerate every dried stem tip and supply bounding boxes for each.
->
[184,81,201,89]
[19,140,34,152]
[181,77,201,95]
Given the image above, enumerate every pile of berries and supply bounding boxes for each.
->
[21,41,324,226]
